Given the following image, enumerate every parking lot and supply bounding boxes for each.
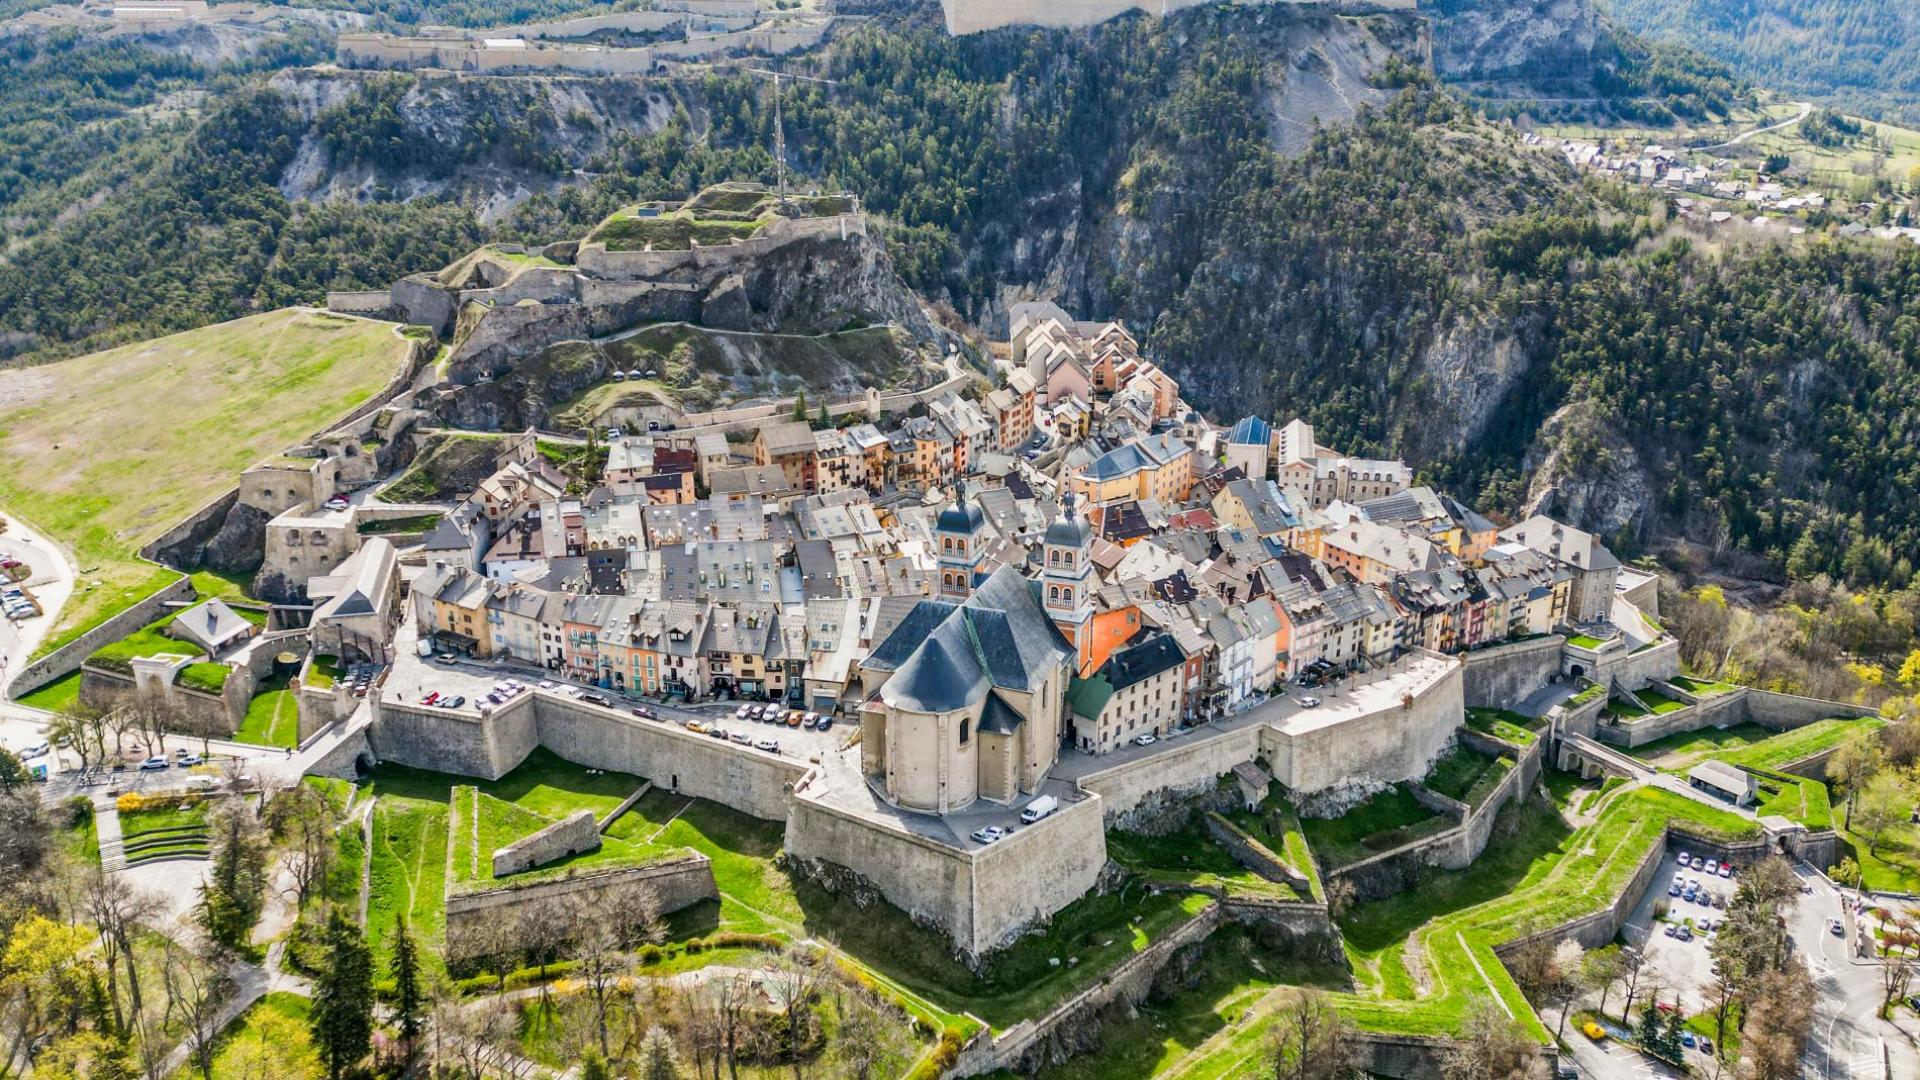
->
[382,646,851,766]
[1618,850,1746,1060]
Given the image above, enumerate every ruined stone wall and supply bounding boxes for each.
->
[445,853,717,944]
[491,809,601,875]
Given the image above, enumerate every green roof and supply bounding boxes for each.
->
[1066,673,1114,720]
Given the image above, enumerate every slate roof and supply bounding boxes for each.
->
[874,565,1073,719]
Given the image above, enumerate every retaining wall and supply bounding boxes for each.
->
[371,693,538,778]
[1076,725,1262,825]
[1202,813,1312,895]
[492,809,601,875]
[783,787,1107,961]
[326,290,392,314]
[9,574,194,697]
[444,852,717,943]
[1459,635,1565,708]
[1744,689,1877,729]
[533,696,806,820]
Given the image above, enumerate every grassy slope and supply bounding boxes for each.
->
[234,673,300,749]
[1305,788,1758,1044]
[0,309,411,657]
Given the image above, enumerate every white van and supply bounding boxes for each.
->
[1019,795,1058,824]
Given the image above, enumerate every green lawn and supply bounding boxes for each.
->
[85,613,202,672]
[1322,787,1758,1041]
[179,662,232,696]
[1839,823,1920,894]
[1668,675,1739,697]
[1464,707,1541,746]
[1603,696,1649,720]
[1106,822,1299,901]
[58,801,99,866]
[363,771,452,976]
[15,670,82,713]
[1220,793,1324,902]
[1624,722,1779,763]
[1566,634,1608,649]
[1298,784,1449,868]
[305,654,343,690]
[0,309,412,658]
[1633,688,1688,715]
[234,674,300,749]
[1709,718,1886,772]
[1752,771,1832,830]
[120,801,212,864]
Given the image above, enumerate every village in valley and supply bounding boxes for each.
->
[0,2,1917,1078]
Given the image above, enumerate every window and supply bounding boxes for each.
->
[958,719,970,746]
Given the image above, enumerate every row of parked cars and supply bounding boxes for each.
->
[139,748,204,770]
[3,583,39,622]
[734,702,834,731]
[681,719,781,755]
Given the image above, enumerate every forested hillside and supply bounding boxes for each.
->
[1604,0,1920,126]
[0,5,1917,589]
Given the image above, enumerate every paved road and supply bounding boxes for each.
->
[0,512,77,700]
[1689,102,1814,152]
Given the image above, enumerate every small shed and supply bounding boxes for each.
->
[1231,761,1273,813]
[1688,760,1758,808]
[166,597,255,658]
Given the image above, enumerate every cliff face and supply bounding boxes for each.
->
[1423,0,1601,84]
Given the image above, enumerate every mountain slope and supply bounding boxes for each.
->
[1603,0,1920,125]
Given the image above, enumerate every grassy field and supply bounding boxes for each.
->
[1707,718,1885,772]
[0,309,412,658]
[15,670,81,712]
[1634,688,1687,715]
[234,674,300,749]
[364,771,452,975]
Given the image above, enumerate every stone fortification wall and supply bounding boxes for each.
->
[783,788,1107,961]
[467,8,755,39]
[445,853,717,943]
[1265,657,1463,795]
[1498,828,1665,957]
[1553,685,1605,739]
[1744,689,1877,729]
[1580,636,1680,692]
[492,808,601,875]
[1329,736,1540,900]
[326,290,392,315]
[9,574,194,697]
[575,213,866,280]
[392,275,460,335]
[1076,725,1263,824]
[371,693,538,778]
[1459,634,1565,708]
[534,696,806,820]
[1202,813,1313,895]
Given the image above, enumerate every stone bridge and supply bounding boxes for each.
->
[1556,731,1652,781]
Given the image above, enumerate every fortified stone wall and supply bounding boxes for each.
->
[783,794,976,951]
[968,793,1109,953]
[9,574,194,697]
[575,214,866,280]
[445,853,717,943]
[534,697,805,820]
[492,808,601,875]
[1459,635,1565,708]
[371,694,538,778]
[1076,725,1262,824]
[1266,658,1463,795]
[1744,689,1877,729]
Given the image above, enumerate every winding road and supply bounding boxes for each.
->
[1689,102,1814,152]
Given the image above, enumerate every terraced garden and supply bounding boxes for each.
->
[119,799,211,864]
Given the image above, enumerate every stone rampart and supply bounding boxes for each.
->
[1744,689,1877,729]
[1075,725,1263,825]
[783,787,1106,961]
[533,696,806,820]
[939,0,1413,35]
[574,214,865,280]
[1202,813,1311,895]
[9,573,194,698]
[445,852,717,943]
[326,290,392,315]
[1459,634,1565,708]
[371,693,538,778]
[492,808,600,875]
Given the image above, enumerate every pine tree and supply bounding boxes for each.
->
[389,913,425,1055]
[792,389,808,421]
[310,909,374,1080]
[639,1026,682,1080]
[198,799,267,949]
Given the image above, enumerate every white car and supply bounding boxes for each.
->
[970,826,1008,844]
[1299,696,1322,708]
[538,680,556,689]
[1132,733,1157,747]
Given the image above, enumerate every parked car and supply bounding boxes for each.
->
[435,654,457,665]
[1133,733,1157,747]
[538,680,557,690]
[176,754,202,767]
[785,712,802,727]
[1831,919,1845,936]
[583,693,612,707]
[445,695,466,709]
[1580,1021,1608,1042]
[815,716,833,733]
[423,692,440,705]
[1299,696,1322,708]
[753,739,780,753]
[729,731,752,745]
[1681,1031,1696,1049]
[685,721,707,734]
[1718,864,1732,878]
[139,757,169,771]
[1704,860,1718,875]
[1668,882,1682,897]
[970,826,1008,845]
[1020,795,1059,823]
[736,705,754,719]
[1663,923,1678,937]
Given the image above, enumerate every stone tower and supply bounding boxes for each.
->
[1042,493,1095,669]
[935,490,987,600]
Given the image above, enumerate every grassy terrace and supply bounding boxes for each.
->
[587,206,768,251]
[119,800,211,864]
[1565,634,1609,650]
[1633,687,1688,715]
[0,309,413,660]
[16,670,82,713]
[234,673,300,749]
[1668,675,1739,697]
[1298,784,1449,868]
[1465,707,1542,746]
[1107,822,1299,901]
[1422,745,1506,804]
[1603,696,1649,720]
[1325,787,1759,1040]
[1707,717,1885,772]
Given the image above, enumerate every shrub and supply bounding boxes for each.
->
[63,795,94,828]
